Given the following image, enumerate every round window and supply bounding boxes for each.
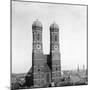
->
[38,69,40,72]
[36,44,41,49]
[54,45,58,50]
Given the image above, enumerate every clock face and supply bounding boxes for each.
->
[54,45,58,50]
[36,44,41,50]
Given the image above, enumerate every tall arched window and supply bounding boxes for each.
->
[37,33,40,40]
[55,35,57,41]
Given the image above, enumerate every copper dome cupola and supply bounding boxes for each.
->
[50,22,59,31]
[32,19,42,30]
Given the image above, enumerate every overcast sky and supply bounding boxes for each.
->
[12,1,87,73]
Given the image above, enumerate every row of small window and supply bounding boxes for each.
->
[33,66,60,72]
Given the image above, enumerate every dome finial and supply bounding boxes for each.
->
[50,22,59,31]
[32,19,42,29]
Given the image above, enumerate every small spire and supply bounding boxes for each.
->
[83,65,85,71]
[77,65,79,72]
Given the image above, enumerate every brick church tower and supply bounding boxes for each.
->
[50,22,61,83]
[32,19,48,87]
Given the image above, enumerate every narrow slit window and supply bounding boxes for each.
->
[37,33,40,40]
[55,35,57,41]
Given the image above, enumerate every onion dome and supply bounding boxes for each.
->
[50,22,59,31]
[32,19,42,30]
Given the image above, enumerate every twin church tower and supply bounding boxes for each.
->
[26,19,61,87]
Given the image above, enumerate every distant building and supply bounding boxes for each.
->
[77,65,80,72]
[25,19,61,87]
[83,65,85,71]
